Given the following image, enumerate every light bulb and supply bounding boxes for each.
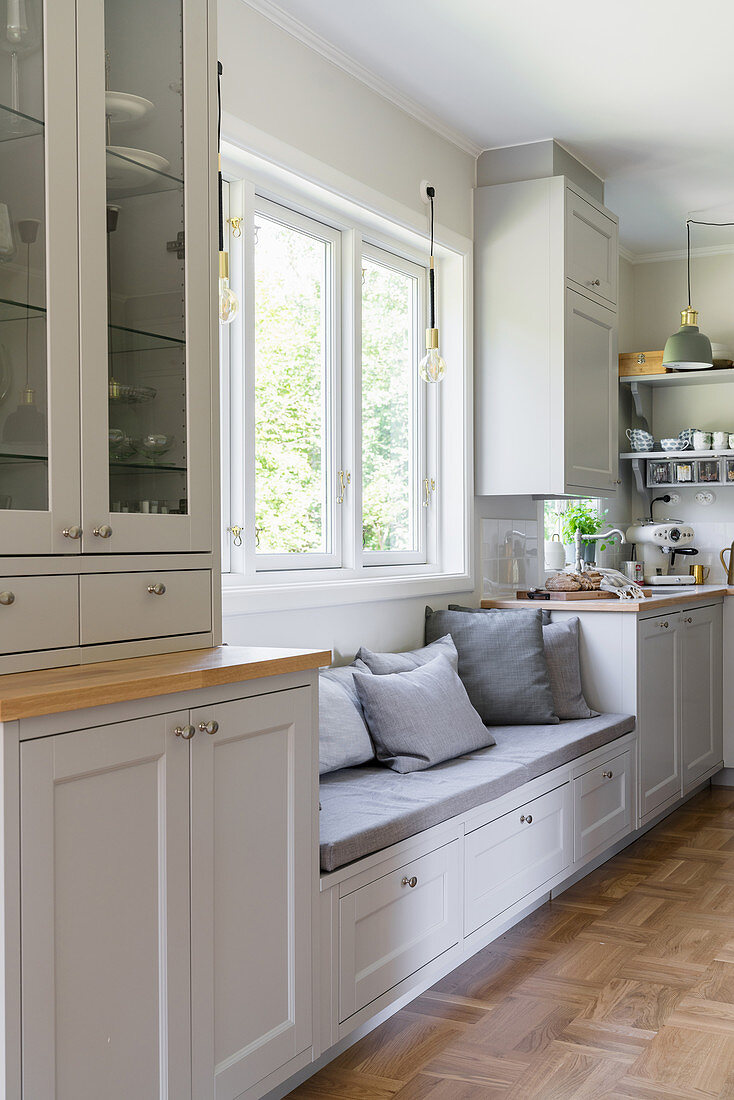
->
[218,252,239,325]
[419,328,446,383]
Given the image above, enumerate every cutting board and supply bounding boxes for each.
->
[516,589,613,601]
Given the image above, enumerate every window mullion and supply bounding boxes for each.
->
[341,229,362,572]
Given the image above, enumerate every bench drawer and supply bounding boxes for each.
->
[0,575,79,655]
[339,840,460,1022]
[465,784,572,936]
[574,749,633,863]
[80,570,211,645]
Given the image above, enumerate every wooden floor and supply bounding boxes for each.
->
[290,786,734,1099]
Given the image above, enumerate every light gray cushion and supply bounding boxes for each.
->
[318,712,635,871]
[318,666,375,775]
[543,617,598,720]
[425,607,557,726]
[356,634,459,675]
[449,604,552,626]
[353,654,495,773]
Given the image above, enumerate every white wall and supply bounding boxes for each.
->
[219,0,484,659]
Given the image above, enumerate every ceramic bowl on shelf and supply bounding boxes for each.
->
[660,437,689,451]
[678,428,699,448]
[137,433,175,459]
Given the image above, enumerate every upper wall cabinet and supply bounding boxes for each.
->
[474,176,619,498]
[0,0,215,557]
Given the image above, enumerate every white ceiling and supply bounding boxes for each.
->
[252,0,734,256]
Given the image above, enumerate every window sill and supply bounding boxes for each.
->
[221,570,474,616]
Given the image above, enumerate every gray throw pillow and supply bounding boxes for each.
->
[356,634,459,675]
[449,603,551,625]
[425,607,558,726]
[318,666,375,775]
[352,653,495,773]
[543,617,598,720]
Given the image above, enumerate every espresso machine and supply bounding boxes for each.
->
[625,521,698,584]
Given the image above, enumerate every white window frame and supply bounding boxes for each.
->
[220,144,473,613]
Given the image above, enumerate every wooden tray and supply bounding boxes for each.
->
[516,589,613,601]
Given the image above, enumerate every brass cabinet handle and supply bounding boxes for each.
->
[0,591,14,606]
[603,770,613,779]
[93,524,113,538]
[174,724,196,740]
[659,620,669,629]
[147,582,166,595]
[520,813,533,824]
[590,278,601,286]
[684,616,693,624]
[198,720,219,735]
[401,875,418,888]
[62,525,82,539]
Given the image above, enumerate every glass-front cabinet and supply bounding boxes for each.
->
[0,0,214,558]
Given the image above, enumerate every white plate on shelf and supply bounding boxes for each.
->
[105,91,154,124]
[106,146,170,189]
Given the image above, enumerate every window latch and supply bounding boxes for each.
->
[422,478,436,508]
[337,469,351,504]
[227,524,243,547]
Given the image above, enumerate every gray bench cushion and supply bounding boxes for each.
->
[319,713,636,872]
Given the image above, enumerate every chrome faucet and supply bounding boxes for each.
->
[574,528,626,573]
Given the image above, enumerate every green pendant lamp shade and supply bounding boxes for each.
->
[662,307,713,371]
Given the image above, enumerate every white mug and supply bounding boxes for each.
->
[714,431,729,449]
[693,430,713,450]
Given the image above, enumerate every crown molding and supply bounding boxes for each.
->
[238,0,483,159]
[619,245,635,264]
[628,242,734,265]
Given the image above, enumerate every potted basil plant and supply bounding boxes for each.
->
[560,502,615,565]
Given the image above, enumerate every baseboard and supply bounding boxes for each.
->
[712,767,734,787]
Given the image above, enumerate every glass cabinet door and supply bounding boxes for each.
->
[0,0,81,554]
[78,0,214,554]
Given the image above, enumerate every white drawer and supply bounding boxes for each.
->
[80,570,211,645]
[0,575,79,655]
[339,840,460,1022]
[465,784,572,936]
[574,749,633,863]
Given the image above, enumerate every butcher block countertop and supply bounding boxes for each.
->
[481,584,730,614]
[0,646,332,722]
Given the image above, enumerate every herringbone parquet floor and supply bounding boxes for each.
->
[290,786,734,1099]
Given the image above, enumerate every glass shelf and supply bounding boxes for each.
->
[110,461,186,472]
[106,148,184,200]
[0,450,48,464]
[109,323,185,355]
[0,297,46,324]
[0,102,44,144]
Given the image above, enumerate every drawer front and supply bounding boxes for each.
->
[465,784,572,936]
[566,189,618,305]
[80,570,211,645]
[339,840,460,1022]
[574,750,633,863]
[0,575,79,655]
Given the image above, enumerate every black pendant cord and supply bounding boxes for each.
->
[427,185,435,329]
[217,60,224,254]
[685,218,734,309]
[24,241,30,389]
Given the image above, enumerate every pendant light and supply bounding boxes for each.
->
[3,217,46,444]
[418,186,446,383]
[662,220,712,371]
[217,61,239,325]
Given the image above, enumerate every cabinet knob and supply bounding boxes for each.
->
[62,525,82,540]
[174,724,196,740]
[590,278,601,286]
[684,616,693,624]
[613,478,622,485]
[198,720,219,735]
[603,770,613,779]
[147,582,166,595]
[659,620,669,629]
[0,591,14,606]
[520,813,533,824]
[93,524,113,539]
[401,875,418,888]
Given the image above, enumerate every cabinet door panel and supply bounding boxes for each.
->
[191,688,313,1100]
[681,604,723,790]
[20,713,191,1100]
[638,614,681,817]
[564,290,618,494]
[566,190,618,305]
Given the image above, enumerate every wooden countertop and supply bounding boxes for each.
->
[0,646,332,722]
[481,585,729,613]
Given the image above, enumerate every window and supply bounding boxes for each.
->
[220,162,470,606]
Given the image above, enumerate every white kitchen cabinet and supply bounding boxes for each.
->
[574,749,633,863]
[680,604,723,791]
[637,613,682,818]
[474,175,619,498]
[0,0,218,672]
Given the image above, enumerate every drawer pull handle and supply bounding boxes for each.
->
[520,814,533,824]
[401,876,418,888]
[93,524,113,539]
[62,525,82,540]
[603,770,613,779]
[147,582,167,595]
[174,724,196,740]
[0,591,14,606]
[198,720,219,735]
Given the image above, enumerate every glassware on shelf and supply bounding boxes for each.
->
[108,428,137,459]
[108,379,156,404]
[1,0,40,119]
[136,432,175,459]
[3,217,45,443]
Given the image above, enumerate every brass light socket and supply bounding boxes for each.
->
[681,307,699,326]
[20,386,35,406]
[219,250,229,279]
[425,327,439,350]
